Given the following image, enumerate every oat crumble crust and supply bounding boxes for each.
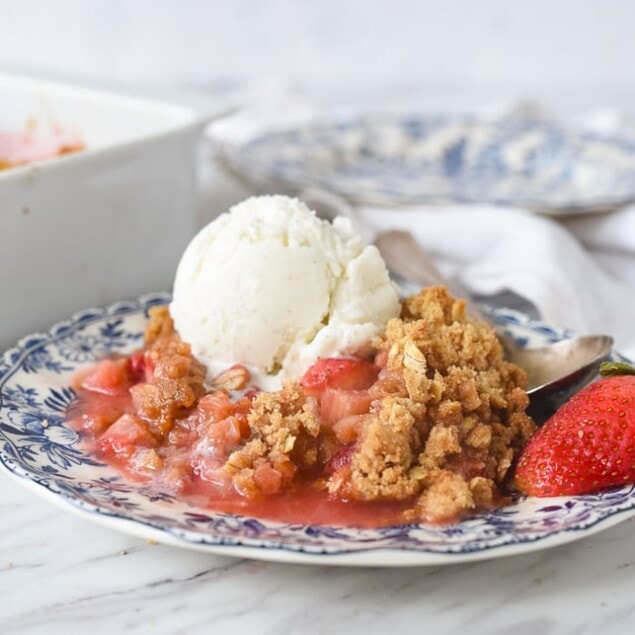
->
[329,286,536,522]
[140,287,536,523]
[225,384,322,497]
[134,306,207,438]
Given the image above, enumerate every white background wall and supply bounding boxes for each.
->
[2,0,635,107]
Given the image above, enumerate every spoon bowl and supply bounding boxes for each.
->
[515,334,614,421]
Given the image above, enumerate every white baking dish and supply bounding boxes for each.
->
[0,71,231,350]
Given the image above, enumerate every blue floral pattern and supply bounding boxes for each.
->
[1,293,634,565]
[229,115,635,214]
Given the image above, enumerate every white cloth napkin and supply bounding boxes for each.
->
[358,203,635,358]
[206,80,635,360]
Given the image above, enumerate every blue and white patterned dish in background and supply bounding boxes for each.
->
[229,115,635,215]
[0,294,633,566]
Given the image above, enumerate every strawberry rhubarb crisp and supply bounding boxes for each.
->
[69,286,536,526]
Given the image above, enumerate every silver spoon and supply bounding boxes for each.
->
[301,189,614,423]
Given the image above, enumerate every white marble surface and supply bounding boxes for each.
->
[2,473,635,635]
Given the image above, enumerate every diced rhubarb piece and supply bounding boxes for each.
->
[234,393,258,416]
[320,388,373,426]
[72,392,130,435]
[196,392,235,423]
[129,448,163,475]
[127,352,145,383]
[332,414,369,444]
[205,414,249,453]
[97,413,155,459]
[157,458,191,494]
[81,359,131,396]
[78,409,121,436]
[301,357,378,396]
[254,463,283,495]
[167,421,197,448]
[191,454,229,486]
[272,455,298,481]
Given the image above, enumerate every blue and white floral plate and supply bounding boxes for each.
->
[228,114,635,215]
[1,294,633,566]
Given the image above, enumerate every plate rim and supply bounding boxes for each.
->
[1,293,633,567]
[4,465,635,567]
[228,112,635,215]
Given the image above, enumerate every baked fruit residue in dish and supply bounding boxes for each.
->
[68,286,536,527]
[0,127,84,170]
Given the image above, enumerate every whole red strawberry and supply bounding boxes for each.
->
[515,362,635,497]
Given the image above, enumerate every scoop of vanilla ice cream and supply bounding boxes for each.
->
[170,195,400,386]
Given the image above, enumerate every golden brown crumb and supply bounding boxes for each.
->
[225,383,322,496]
[416,470,476,523]
[145,306,176,345]
[330,396,422,500]
[133,306,207,438]
[329,286,536,521]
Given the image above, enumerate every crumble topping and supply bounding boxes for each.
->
[131,306,207,438]
[326,286,535,521]
[71,286,537,525]
[225,384,322,497]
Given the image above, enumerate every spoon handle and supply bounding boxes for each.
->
[374,230,488,320]
[374,230,518,351]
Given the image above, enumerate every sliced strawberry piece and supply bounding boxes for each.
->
[325,443,356,474]
[514,370,635,497]
[244,389,261,401]
[127,351,154,384]
[301,357,378,396]
[98,413,155,459]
